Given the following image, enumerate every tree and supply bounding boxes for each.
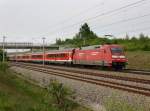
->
[142,44,150,51]
[131,36,137,41]
[125,33,129,40]
[73,23,98,46]
[0,49,7,62]
[56,38,62,45]
[79,23,97,39]
[139,33,147,42]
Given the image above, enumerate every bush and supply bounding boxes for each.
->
[142,44,150,51]
[47,79,75,111]
[0,62,8,72]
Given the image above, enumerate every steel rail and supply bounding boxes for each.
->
[11,63,150,97]
[123,69,150,75]
[12,62,150,85]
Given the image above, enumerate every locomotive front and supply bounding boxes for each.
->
[110,45,127,69]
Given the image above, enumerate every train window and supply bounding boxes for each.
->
[37,55,43,58]
[111,48,123,53]
[58,54,61,57]
[47,54,55,58]
[56,53,64,58]
[64,54,66,57]
[60,53,65,57]
[47,54,51,58]
[47,53,67,58]
[49,55,52,58]
[32,55,43,58]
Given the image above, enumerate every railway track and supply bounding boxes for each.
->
[10,62,150,97]
[52,64,150,75]
[123,69,150,75]
[11,62,150,84]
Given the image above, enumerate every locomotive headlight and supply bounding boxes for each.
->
[119,56,125,58]
[112,55,118,58]
[112,55,125,58]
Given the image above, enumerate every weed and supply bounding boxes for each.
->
[104,96,146,111]
[47,79,76,111]
[0,70,90,111]
[0,62,8,72]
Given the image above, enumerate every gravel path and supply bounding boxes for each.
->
[11,66,150,111]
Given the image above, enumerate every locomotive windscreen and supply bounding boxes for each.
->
[111,48,123,53]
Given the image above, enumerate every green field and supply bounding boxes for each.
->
[125,51,150,70]
[0,69,90,111]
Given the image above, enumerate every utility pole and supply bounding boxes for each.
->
[2,36,6,62]
[31,42,33,54]
[42,37,46,66]
[15,43,17,63]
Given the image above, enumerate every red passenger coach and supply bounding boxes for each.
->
[22,55,31,62]
[45,50,73,64]
[14,54,31,62]
[31,54,43,62]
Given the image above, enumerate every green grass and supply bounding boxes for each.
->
[0,69,91,111]
[125,51,150,70]
[104,96,146,111]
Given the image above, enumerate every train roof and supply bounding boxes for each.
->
[9,44,123,57]
[26,49,73,55]
[81,45,101,50]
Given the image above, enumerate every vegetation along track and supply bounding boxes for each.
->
[10,62,150,97]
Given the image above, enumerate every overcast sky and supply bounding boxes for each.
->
[0,0,150,44]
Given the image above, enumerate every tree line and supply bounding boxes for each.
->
[56,23,150,51]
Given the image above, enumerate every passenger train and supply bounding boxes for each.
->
[9,44,128,69]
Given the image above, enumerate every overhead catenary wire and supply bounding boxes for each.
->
[92,12,150,30]
[54,13,150,39]
[59,18,150,39]
[59,11,150,37]
[47,0,105,28]
[44,0,148,38]
[81,0,147,23]
[116,26,150,36]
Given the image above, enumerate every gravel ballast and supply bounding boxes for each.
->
[11,66,150,111]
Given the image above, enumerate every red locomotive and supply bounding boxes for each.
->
[9,44,127,69]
